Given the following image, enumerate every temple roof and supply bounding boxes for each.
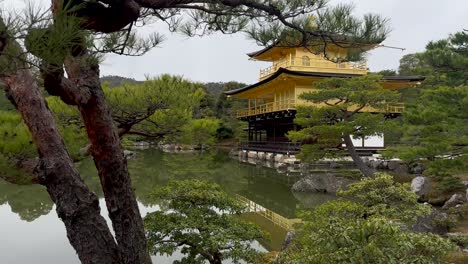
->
[248,33,383,60]
[224,68,425,95]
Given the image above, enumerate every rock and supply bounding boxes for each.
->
[264,160,275,168]
[463,181,468,188]
[240,151,248,159]
[412,208,449,235]
[394,163,409,175]
[411,176,431,197]
[281,231,296,251]
[247,151,257,159]
[387,160,399,170]
[160,143,175,151]
[123,150,136,159]
[132,141,150,149]
[257,152,266,160]
[381,160,388,169]
[442,194,466,209]
[466,189,468,201]
[265,153,274,161]
[291,174,355,193]
[274,154,285,163]
[369,160,381,169]
[276,163,288,173]
[409,163,426,174]
[283,158,299,165]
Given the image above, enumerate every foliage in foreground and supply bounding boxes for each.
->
[144,180,264,264]
[278,174,454,264]
[338,174,431,224]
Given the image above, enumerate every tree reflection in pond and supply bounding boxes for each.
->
[0,180,53,221]
[1,148,336,251]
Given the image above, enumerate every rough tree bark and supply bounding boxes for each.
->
[64,55,151,264]
[44,1,152,262]
[0,30,122,263]
[342,133,374,178]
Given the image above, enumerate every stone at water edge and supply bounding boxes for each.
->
[411,176,431,197]
[387,160,399,170]
[442,193,466,209]
[462,181,468,188]
[281,231,296,251]
[123,150,136,159]
[257,152,266,161]
[291,174,354,193]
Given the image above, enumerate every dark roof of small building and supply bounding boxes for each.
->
[224,68,425,95]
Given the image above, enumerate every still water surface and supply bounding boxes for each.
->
[0,149,334,263]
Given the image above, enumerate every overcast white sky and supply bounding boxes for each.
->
[4,0,468,84]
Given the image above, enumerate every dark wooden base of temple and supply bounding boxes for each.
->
[242,110,296,142]
[240,110,400,155]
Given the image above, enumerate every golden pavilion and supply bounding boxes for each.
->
[225,39,423,153]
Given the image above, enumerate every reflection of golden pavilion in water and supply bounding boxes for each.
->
[236,194,301,251]
[225,38,424,154]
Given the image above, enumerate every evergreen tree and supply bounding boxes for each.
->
[145,180,264,264]
[288,75,399,177]
[398,30,468,87]
[384,86,468,192]
[279,174,454,264]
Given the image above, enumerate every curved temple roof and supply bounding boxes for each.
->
[248,33,383,60]
[224,68,425,95]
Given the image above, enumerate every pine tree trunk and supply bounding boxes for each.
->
[65,57,151,264]
[342,134,374,177]
[2,69,122,264]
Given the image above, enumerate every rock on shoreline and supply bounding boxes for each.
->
[291,173,355,193]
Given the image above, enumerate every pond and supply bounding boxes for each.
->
[0,148,335,263]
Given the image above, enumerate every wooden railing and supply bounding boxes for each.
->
[259,55,368,80]
[235,194,302,230]
[236,99,296,118]
[386,103,405,113]
[236,100,405,118]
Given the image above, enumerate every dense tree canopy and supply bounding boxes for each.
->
[398,30,467,87]
[145,180,264,264]
[279,174,454,264]
[380,31,468,193]
[48,75,225,145]
[288,74,399,177]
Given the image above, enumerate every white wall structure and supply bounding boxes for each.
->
[346,134,385,148]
